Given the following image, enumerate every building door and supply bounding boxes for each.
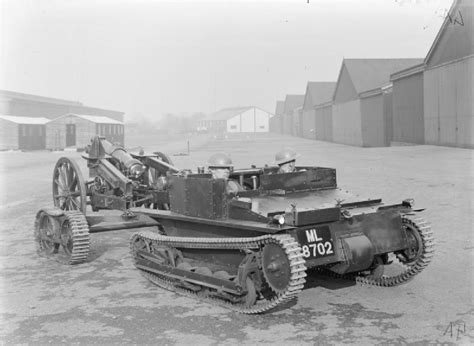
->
[66,124,76,147]
[18,125,27,150]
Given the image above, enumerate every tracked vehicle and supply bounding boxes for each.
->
[130,164,434,313]
[35,136,434,314]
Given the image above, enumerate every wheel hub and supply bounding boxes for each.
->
[261,243,291,293]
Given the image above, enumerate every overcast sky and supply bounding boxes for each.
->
[0,0,452,121]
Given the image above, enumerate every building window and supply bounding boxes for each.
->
[230,125,237,130]
[259,125,265,129]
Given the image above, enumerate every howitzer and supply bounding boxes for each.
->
[36,136,180,264]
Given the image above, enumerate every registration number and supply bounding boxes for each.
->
[297,226,334,259]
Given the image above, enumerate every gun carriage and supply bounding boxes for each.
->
[35,136,434,313]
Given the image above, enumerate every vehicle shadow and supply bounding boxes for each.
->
[304,269,357,290]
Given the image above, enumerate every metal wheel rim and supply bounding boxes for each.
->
[399,221,424,265]
[37,212,58,253]
[52,157,87,213]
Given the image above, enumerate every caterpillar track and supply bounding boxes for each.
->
[317,214,435,286]
[34,208,90,265]
[130,231,307,314]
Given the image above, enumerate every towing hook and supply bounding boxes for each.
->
[341,209,352,219]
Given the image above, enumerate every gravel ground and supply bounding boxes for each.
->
[0,133,472,344]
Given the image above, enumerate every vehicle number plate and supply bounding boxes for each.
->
[296,226,334,259]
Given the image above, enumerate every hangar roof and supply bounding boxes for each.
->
[343,59,423,94]
[303,82,336,110]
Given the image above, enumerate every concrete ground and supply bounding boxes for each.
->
[0,133,472,344]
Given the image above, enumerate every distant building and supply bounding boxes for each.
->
[0,90,124,122]
[391,63,425,144]
[291,106,303,137]
[47,114,124,150]
[301,81,336,141]
[282,95,305,135]
[197,106,273,133]
[423,0,473,148]
[270,100,285,134]
[332,58,422,147]
[390,0,473,148]
[0,115,49,150]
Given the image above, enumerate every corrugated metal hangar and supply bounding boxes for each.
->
[301,81,336,140]
[272,0,472,150]
[391,0,473,148]
[423,0,473,148]
[270,100,285,134]
[197,106,273,133]
[332,58,422,147]
[281,95,305,135]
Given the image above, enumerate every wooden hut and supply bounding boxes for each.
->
[0,115,49,150]
[46,113,124,150]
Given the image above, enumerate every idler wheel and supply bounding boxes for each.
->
[261,243,291,294]
[398,218,424,265]
[34,210,60,256]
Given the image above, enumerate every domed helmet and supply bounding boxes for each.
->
[208,152,233,168]
[275,148,300,165]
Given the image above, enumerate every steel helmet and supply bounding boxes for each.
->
[275,148,300,165]
[208,153,233,168]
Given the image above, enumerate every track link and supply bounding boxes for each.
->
[130,231,307,314]
[61,211,90,265]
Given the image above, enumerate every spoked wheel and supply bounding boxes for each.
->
[52,157,87,213]
[58,211,90,264]
[34,209,60,256]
